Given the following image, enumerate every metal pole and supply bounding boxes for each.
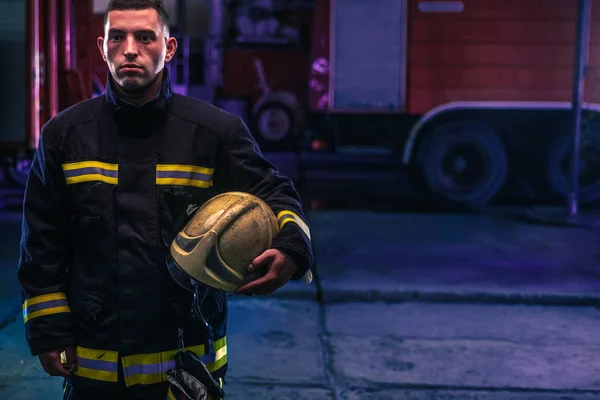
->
[569,0,591,216]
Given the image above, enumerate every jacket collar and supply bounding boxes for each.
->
[105,68,172,113]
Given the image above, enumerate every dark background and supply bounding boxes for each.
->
[0,1,599,399]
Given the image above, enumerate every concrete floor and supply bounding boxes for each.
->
[1,205,600,399]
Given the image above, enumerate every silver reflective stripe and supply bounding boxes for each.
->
[63,167,118,178]
[156,170,212,182]
[76,357,119,373]
[123,360,176,377]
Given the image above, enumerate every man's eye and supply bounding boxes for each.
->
[140,35,152,42]
[110,35,123,41]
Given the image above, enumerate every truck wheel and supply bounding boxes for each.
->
[6,157,31,188]
[416,121,508,206]
[541,132,600,204]
[253,102,296,150]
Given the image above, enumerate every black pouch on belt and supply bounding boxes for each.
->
[166,350,225,400]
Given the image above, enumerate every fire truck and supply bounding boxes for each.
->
[210,0,600,207]
[3,0,600,209]
[179,0,600,208]
[269,0,600,207]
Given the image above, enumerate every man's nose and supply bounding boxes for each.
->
[123,36,139,58]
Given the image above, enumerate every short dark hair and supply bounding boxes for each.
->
[104,0,171,34]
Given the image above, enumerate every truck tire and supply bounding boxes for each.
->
[6,157,31,188]
[253,102,296,150]
[541,132,600,204]
[416,121,508,207]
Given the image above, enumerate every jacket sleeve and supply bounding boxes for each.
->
[17,123,76,355]
[214,116,314,280]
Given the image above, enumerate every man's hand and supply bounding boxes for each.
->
[236,249,297,295]
[38,346,76,377]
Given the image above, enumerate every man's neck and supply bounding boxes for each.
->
[113,72,163,107]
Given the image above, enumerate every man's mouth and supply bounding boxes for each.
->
[120,64,143,72]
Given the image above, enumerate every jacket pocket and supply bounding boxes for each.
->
[68,289,104,332]
[68,180,116,221]
[70,215,112,288]
[157,185,212,250]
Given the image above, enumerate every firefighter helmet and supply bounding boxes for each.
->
[167,191,279,292]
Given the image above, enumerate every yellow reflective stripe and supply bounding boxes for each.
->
[66,341,227,386]
[156,178,212,188]
[206,346,227,373]
[123,337,227,387]
[167,386,177,400]
[62,161,118,171]
[65,174,118,185]
[123,344,204,367]
[23,293,67,308]
[206,337,227,373]
[73,346,119,383]
[23,293,70,323]
[24,306,70,323]
[124,372,162,386]
[156,164,214,188]
[73,366,118,383]
[156,164,214,174]
[214,337,226,350]
[122,344,205,386]
[62,161,119,185]
[122,344,204,368]
[76,347,119,363]
[277,210,311,240]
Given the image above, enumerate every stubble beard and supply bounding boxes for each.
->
[118,74,150,94]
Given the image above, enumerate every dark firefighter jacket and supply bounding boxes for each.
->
[17,70,314,394]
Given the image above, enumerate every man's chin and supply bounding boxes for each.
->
[118,78,147,94]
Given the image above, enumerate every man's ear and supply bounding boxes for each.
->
[165,36,178,63]
[97,36,106,62]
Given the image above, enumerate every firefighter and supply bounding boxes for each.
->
[17,1,314,399]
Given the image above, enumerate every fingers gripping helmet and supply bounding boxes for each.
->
[167,192,279,293]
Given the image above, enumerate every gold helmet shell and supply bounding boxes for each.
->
[168,191,279,292]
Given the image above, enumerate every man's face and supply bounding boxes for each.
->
[97,9,177,92]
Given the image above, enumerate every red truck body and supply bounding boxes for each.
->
[310,0,600,114]
[302,0,600,206]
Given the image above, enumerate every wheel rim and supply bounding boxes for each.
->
[258,108,291,142]
[437,142,488,194]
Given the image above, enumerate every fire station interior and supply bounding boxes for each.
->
[1,1,600,399]
[2,0,600,210]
